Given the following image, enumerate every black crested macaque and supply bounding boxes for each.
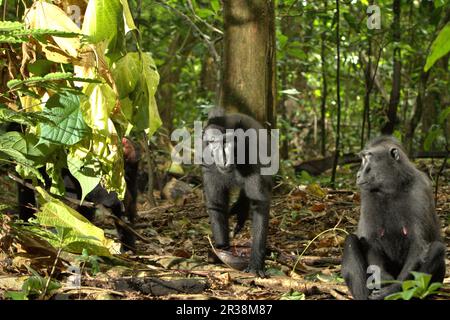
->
[342,136,446,300]
[17,137,139,252]
[201,108,273,277]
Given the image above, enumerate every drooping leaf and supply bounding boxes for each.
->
[67,147,101,203]
[129,52,161,136]
[120,0,137,33]
[82,0,122,45]
[111,53,139,98]
[34,187,117,256]
[24,1,81,58]
[82,83,117,135]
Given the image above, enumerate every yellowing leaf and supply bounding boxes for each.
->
[82,83,117,135]
[34,187,117,256]
[24,1,81,58]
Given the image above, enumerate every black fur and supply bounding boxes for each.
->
[342,136,445,300]
[201,110,273,277]
[17,140,139,252]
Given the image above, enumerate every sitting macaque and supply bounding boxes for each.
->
[342,136,446,300]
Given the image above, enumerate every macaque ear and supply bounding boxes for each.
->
[390,148,400,161]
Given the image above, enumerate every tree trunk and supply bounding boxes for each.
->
[381,0,401,134]
[157,31,195,133]
[330,0,341,188]
[320,1,328,156]
[221,0,276,127]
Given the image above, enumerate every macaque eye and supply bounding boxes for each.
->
[390,148,400,161]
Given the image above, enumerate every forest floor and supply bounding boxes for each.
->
[0,160,449,300]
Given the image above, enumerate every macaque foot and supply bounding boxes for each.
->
[245,265,267,278]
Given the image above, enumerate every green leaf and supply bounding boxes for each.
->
[39,93,89,146]
[67,148,101,204]
[438,106,450,124]
[425,282,443,296]
[82,83,116,135]
[434,0,447,8]
[0,131,50,161]
[424,23,450,71]
[211,0,220,13]
[120,0,137,33]
[4,291,28,300]
[34,187,117,256]
[384,292,403,300]
[111,53,140,98]
[401,280,417,291]
[128,52,162,135]
[280,291,306,300]
[0,21,23,31]
[423,126,443,151]
[0,106,49,126]
[401,288,418,300]
[196,8,215,19]
[82,0,122,45]
[411,271,432,289]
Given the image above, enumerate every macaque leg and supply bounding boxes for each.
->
[342,234,370,300]
[110,199,136,252]
[246,199,269,277]
[204,176,230,249]
[369,242,444,300]
[18,183,36,221]
[418,241,446,283]
[229,190,250,236]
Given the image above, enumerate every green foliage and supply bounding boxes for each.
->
[29,187,118,256]
[0,1,161,208]
[77,248,101,275]
[39,93,90,146]
[385,272,446,300]
[0,20,79,44]
[280,290,306,300]
[4,267,61,300]
[425,23,450,71]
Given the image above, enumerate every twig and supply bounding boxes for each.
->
[186,0,223,35]
[41,247,63,299]
[140,134,156,207]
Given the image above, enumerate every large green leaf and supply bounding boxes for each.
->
[0,131,50,161]
[82,0,122,45]
[424,23,450,71]
[131,52,162,136]
[39,93,89,146]
[111,53,139,98]
[34,187,117,256]
[67,147,101,203]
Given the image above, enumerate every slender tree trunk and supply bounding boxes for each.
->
[381,0,401,134]
[157,31,194,132]
[331,0,341,188]
[361,0,374,150]
[404,71,430,153]
[221,0,276,127]
[320,0,328,156]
